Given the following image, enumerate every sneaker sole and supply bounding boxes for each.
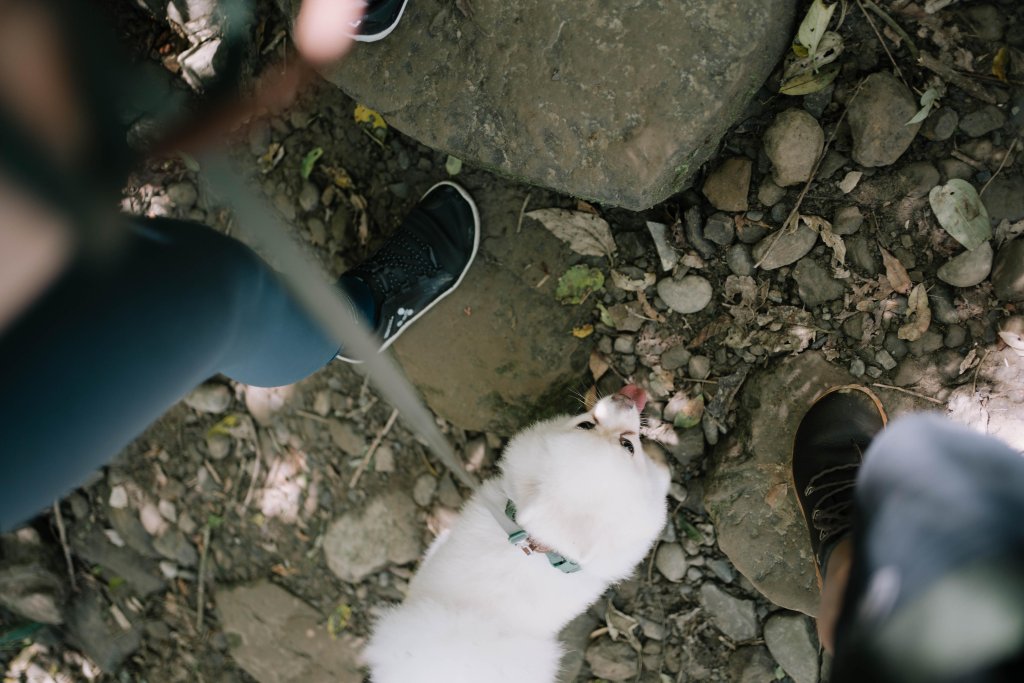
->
[351,0,411,42]
[791,383,888,588]
[335,180,481,363]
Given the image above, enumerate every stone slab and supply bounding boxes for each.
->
[281,0,796,209]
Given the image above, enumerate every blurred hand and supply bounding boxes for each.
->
[294,0,365,67]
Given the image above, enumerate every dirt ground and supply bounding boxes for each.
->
[2,1,1023,682]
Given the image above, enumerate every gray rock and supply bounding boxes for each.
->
[70,528,165,597]
[412,474,438,507]
[923,107,958,141]
[655,543,688,582]
[959,105,1007,138]
[393,207,592,434]
[668,426,706,467]
[908,330,944,357]
[606,302,646,332]
[706,353,862,615]
[167,181,198,210]
[298,181,319,213]
[896,162,940,198]
[323,492,422,583]
[273,192,296,222]
[937,242,994,287]
[705,212,736,246]
[65,586,142,672]
[329,420,364,456]
[832,205,864,235]
[793,258,845,307]
[727,243,755,276]
[585,639,637,682]
[938,157,975,182]
[730,646,778,683]
[152,529,198,567]
[763,109,825,187]
[847,234,879,275]
[981,175,1024,223]
[817,149,849,180]
[764,613,820,683]
[661,344,692,371]
[184,383,231,414]
[848,72,921,167]
[930,284,961,324]
[944,325,967,348]
[685,206,718,259]
[752,224,819,270]
[688,355,712,380]
[963,3,1005,41]
[875,349,897,371]
[758,177,787,206]
[993,238,1024,301]
[842,311,867,341]
[699,583,758,641]
[436,473,463,509]
[850,357,866,377]
[288,0,796,209]
[702,157,752,212]
[657,275,713,314]
[736,217,770,244]
[217,581,362,683]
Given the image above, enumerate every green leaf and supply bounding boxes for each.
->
[906,87,941,126]
[207,514,225,530]
[300,147,324,179]
[795,0,837,58]
[928,179,992,250]
[445,155,462,176]
[555,265,605,305]
[596,302,615,327]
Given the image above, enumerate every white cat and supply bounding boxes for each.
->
[365,385,671,683]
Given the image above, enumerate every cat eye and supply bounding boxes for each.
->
[620,438,635,454]
[576,421,596,430]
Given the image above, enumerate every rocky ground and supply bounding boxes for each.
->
[3,1,1024,682]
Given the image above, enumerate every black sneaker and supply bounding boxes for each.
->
[793,386,887,575]
[336,181,480,362]
[348,0,410,42]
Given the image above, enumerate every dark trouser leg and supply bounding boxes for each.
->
[0,217,343,530]
[832,414,1024,683]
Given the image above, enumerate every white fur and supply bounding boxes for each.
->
[365,392,671,683]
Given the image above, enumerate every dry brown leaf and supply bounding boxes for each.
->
[880,247,912,295]
[637,290,666,323]
[589,351,610,381]
[898,283,932,341]
[526,208,616,258]
[610,269,656,292]
[800,214,846,269]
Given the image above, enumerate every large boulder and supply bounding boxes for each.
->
[392,188,595,435]
[704,352,930,615]
[280,0,796,209]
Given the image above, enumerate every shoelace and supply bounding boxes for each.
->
[805,461,859,543]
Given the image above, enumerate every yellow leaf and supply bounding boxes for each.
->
[993,46,1009,83]
[207,413,240,437]
[354,103,387,131]
[572,324,594,338]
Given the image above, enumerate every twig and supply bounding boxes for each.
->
[860,0,919,60]
[241,441,261,509]
[857,1,911,89]
[195,525,212,632]
[678,377,720,385]
[756,79,866,269]
[516,191,532,234]
[972,349,991,395]
[296,409,333,424]
[918,53,999,105]
[951,149,987,172]
[871,383,944,405]
[349,408,400,488]
[52,502,77,592]
[980,138,1020,197]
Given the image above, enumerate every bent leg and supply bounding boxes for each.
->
[0,217,341,529]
